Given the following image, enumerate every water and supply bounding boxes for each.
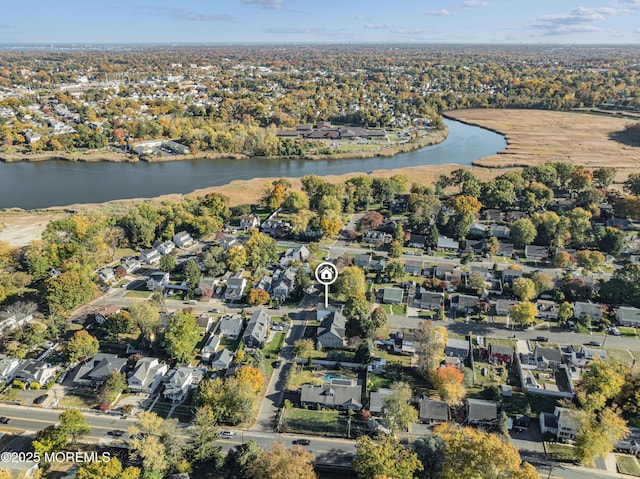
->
[0,119,506,209]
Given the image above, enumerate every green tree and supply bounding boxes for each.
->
[105,310,132,341]
[413,434,445,479]
[370,306,388,330]
[129,301,160,341]
[76,456,140,479]
[293,339,315,359]
[190,405,221,464]
[552,251,572,268]
[416,321,448,377]
[575,250,605,273]
[23,322,48,348]
[383,381,419,432]
[282,190,309,213]
[159,254,176,272]
[163,309,200,362]
[593,167,618,189]
[353,435,423,479]
[509,301,537,327]
[557,302,574,323]
[59,410,91,447]
[383,260,405,281]
[32,425,67,459]
[226,245,247,272]
[66,330,99,363]
[513,277,537,301]
[577,357,625,412]
[293,267,311,298]
[510,218,536,249]
[531,272,554,296]
[244,230,278,270]
[624,173,640,196]
[333,266,366,300]
[100,371,127,405]
[575,408,629,466]
[222,439,264,479]
[389,240,403,258]
[183,259,202,290]
[45,269,96,313]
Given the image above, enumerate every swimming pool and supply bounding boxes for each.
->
[322,372,350,383]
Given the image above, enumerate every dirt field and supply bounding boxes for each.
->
[2,109,638,246]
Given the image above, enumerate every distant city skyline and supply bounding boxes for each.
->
[1,0,639,45]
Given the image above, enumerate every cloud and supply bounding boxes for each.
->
[390,28,430,35]
[531,7,613,35]
[462,0,489,8]
[356,15,372,22]
[266,27,329,34]
[614,0,640,6]
[363,24,391,30]
[242,0,285,9]
[139,7,234,22]
[426,9,456,16]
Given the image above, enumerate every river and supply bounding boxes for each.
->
[0,119,506,210]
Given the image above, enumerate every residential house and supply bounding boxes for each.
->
[616,306,640,327]
[408,234,427,248]
[225,270,247,301]
[163,367,203,403]
[490,225,511,239]
[540,406,585,440]
[419,398,450,425]
[524,245,549,261]
[497,241,515,257]
[156,241,175,255]
[261,218,291,237]
[196,314,215,334]
[115,259,141,276]
[211,349,234,370]
[220,236,239,251]
[13,360,55,387]
[139,248,161,264]
[97,267,115,284]
[271,267,297,301]
[94,304,121,325]
[392,331,417,356]
[382,287,404,305]
[578,346,607,362]
[452,294,480,314]
[536,300,558,320]
[363,231,392,244]
[254,276,272,294]
[420,291,444,310]
[217,315,244,339]
[0,358,21,383]
[434,262,457,280]
[195,277,215,298]
[173,231,194,248]
[466,398,498,425]
[500,268,523,287]
[201,334,221,361]
[72,353,127,386]
[469,223,488,237]
[484,209,505,222]
[243,310,270,348]
[317,309,346,350]
[495,299,518,316]
[147,272,170,291]
[369,388,393,415]
[300,378,362,410]
[445,338,470,364]
[573,301,603,321]
[354,254,373,269]
[437,235,460,251]
[280,246,310,266]
[531,346,563,371]
[0,313,34,334]
[488,344,514,365]
[404,259,423,276]
[240,214,260,230]
[128,358,168,393]
[615,428,640,456]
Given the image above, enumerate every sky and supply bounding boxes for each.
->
[1,0,639,45]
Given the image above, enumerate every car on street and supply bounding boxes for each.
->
[584,340,601,347]
[108,430,126,437]
[0,417,9,424]
[33,394,49,405]
[220,430,235,438]
[535,336,549,342]
[609,327,621,336]
[293,439,310,445]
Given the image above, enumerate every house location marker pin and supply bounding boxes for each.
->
[315,262,339,309]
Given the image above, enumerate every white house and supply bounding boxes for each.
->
[201,334,221,361]
[240,214,261,230]
[0,313,34,333]
[0,358,21,383]
[139,248,161,264]
[147,272,170,291]
[13,360,55,387]
[540,406,585,440]
[573,301,603,321]
[225,271,247,301]
[94,304,121,325]
[217,315,244,339]
[173,231,194,248]
[617,306,640,327]
[163,367,203,403]
[97,267,115,284]
[128,357,168,393]
[156,241,175,255]
[211,349,234,370]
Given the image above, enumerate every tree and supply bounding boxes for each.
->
[624,173,640,196]
[513,277,537,301]
[333,266,366,300]
[45,269,96,313]
[344,294,375,339]
[383,381,418,432]
[282,190,309,213]
[105,310,132,341]
[246,441,317,479]
[575,408,629,466]
[416,321,448,377]
[413,434,445,479]
[293,339,315,359]
[32,425,67,459]
[531,272,554,296]
[353,435,423,479]
[247,288,270,306]
[567,207,593,248]
[509,301,537,327]
[24,322,48,348]
[226,245,247,272]
[370,307,388,330]
[262,179,290,211]
[234,366,264,395]
[383,261,405,281]
[100,371,127,405]
[183,259,202,290]
[438,425,537,479]
[76,457,140,479]
[389,240,403,258]
[66,330,99,363]
[432,365,467,407]
[576,357,625,412]
[319,209,343,237]
[159,254,176,272]
[576,250,605,273]
[223,439,264,479]
[593,167,618,189]
[293,267,311,298]
[618,369,640,425]
[551,251,572,268]
[190,405,221,464]
[359,211,384,230]
[163,309,200,362]
[597,227,625,255]
[244,230,278,269]
[510,218,536,248]
[129,301,160,341]
[468,272,485,295]
[557,302,574,323]
[59,410,90,447]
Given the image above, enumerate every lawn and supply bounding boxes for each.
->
[379,304,407,316]
[287,367,322,390]
[373,347,413,367]
[606,348,634,365]
[545,443,576,462]
[619,327,638,338]
[58,389,98,409]
[264,332,285,359]
[617,455,640,476]
[499,391,558,418]
[282,408,347,437]
[124,290,152,299]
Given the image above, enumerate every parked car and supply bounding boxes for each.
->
[33,394,49,405]
[293,439,310,445]
[535,336,549,342]
[108,430,126,437]
[220,430,235,438]
[0,417,9,424]
[584,340,601,347]
[609,327,621,336]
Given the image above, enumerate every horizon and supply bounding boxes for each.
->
[1,1,639,45]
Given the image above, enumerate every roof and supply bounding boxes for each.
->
[419,399,449,421]
[489,344,514,357]
[74,353,126,383]
[534,346,563,363]
[445,338,470,359]
[318,310,346,342]
[369,388,393,414]
[244,309,270,344]
[300,379,362,408]
[437,235,459,249]
[212,348,234,368]
[454,294,480,309]
[421,291,443,306]
[467,399,498,422]
[382,287,404,303]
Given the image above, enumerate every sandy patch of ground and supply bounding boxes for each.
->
[0,211,66,247]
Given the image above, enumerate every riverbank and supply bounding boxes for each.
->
[0,128,446,164]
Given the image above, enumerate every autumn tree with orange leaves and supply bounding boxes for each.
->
[432,365,467,407]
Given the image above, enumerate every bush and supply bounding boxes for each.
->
[12,380,25,389]
[30,382,41,390]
